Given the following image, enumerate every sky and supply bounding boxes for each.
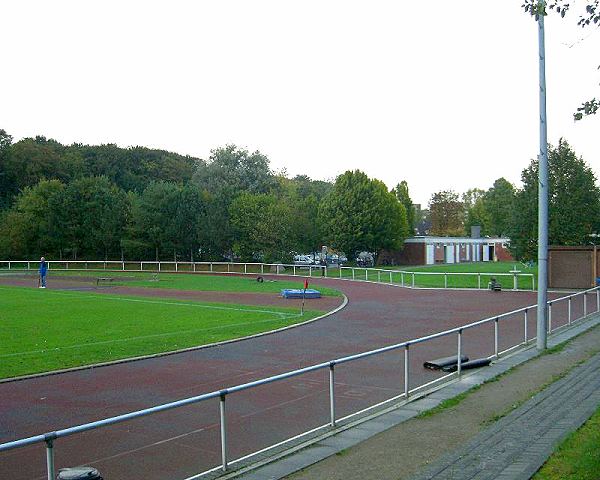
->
[1,0,599,206]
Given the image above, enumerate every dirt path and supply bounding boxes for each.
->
[286,323,600,480]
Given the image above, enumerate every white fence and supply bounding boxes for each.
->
[0,260,536,290]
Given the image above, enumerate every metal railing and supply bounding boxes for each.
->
[0,260,535,290]
[338,266,535,290]
[1,278,598,479]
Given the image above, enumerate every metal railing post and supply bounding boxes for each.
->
[400,271,403,287]
[494,318,499,358]
[548,302,553,332]
[444,273,448,289]
[261,264,264,274]
[309,266,312,277]
[597,289,600,313]
[478,273,481,289]
[365,269,368,281]
[378,271,381,283]
[219,393,228,471]
[352,268,355,280]
[584,293,587,317]
[244,264,247,274]
[457,330,463,378]
[122,261,125,271]
[227,263,230,273]
[193,262,196,272]
[513,273,518,290]
[329,363,336,427]
[45,438,55,480]
[568,297,572,325]
[404,344,410,398]
[524,308,528,344]
[412,272,415,288]
[339,267,342,278]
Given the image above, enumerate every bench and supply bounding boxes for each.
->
[96,277,114,286]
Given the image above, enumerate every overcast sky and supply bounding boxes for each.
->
[2,1,598,205]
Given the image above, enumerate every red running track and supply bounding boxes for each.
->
[0,277,585,480]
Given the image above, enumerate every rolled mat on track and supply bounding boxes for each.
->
[423,355,469,370]
[441,357,492,372]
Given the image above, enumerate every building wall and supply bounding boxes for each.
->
[549,247,597,289]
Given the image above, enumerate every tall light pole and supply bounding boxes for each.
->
[537,4,549,351]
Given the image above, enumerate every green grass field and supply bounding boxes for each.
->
[28,270,343,297]
[0,286,325,379]
[335,261,537,290]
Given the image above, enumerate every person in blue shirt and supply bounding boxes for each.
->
[39,256,47,288]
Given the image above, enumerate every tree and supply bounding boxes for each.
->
[394,181,415,235]
[463,188,490,236]
[0,129,14,209]
[510,139,600,260]
[484,178,516,237]
[192,145,277,257]
[230,193,293,262]
[0,179,66,258]
[522,0,600,120]
[55,177,129,259]
[429,190,464,236]
[318,170,409,256]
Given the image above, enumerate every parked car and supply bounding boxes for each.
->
[293,255,314,266]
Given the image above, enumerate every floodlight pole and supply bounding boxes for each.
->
[537,7,549,351]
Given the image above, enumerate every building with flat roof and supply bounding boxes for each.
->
[379,236,513,266]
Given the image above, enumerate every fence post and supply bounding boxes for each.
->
[457,330,463,378]
[220,393,228,471]
[568,297,572,325]
[352,268,355,280]
[261,264,264,275]
[532,275,535,291]
[401,272,404,287]
[309,266,312,277]
[365,269,368,281]
[597,289,600,313]
[193,262,196,272]
[404,344,410,398]
[329,363,336,427]
[444,273,448,289]
[494,318,499,358]
[548,302,552,332]
[513,273,518,290]
[478,273,481,289]
[244,264,247,274]
[378,271,381,283]
[584,293,587,317]
[122,261,125,271]
[339,267,342,279]
[412,272,415,288]
[524,308,528,344]
[45,438,55,480]
[175,261,178,272]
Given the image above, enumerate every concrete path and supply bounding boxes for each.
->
[412,350,600,479]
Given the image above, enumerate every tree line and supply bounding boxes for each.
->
[0,130,410,262]
[1,129,598,263]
